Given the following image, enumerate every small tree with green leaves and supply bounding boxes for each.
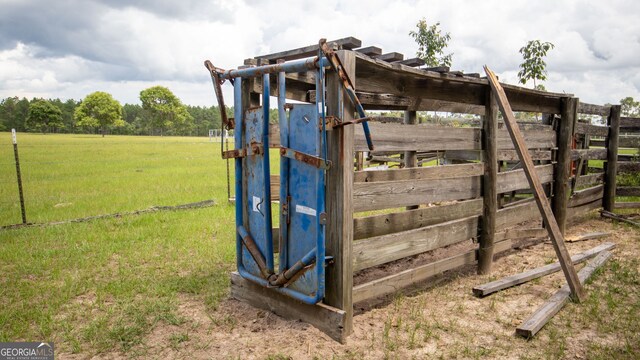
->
[620,96,640,117]
[74,91,124,137]
[26,99,64,134]
[409,18,453,67]
[517,40,555,89]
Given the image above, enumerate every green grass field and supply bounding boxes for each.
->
[0,133,240,352]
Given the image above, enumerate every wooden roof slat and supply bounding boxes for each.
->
[396,58,425,67]
[374,52,404,62]
[255,36,361,62]
[355,46,382,56]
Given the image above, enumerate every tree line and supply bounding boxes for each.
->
[0,86,230,137]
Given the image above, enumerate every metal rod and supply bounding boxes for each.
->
[12,129,27,224]
[234,79,245,279]
[277,64,289,272]
[262,73,274,273]
[219,57,330,80]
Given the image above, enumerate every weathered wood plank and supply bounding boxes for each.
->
[354,122,481,152]
[325,50,355,334]
[568,198,602,219]
[473,243,615,297]
[354,163,483,182]
[355,46,382,56]
[516,251,612,338]
[617,161,640,174]
[479,91,498,274]
[374,52,404,62]
[494,228,548,242]
[230,272,347,343]
[616,186,640,197]
[444,149,552,161]
[568,185,604,208]
[353,216,478,272]
[397,58,426,67]
[574,123,609,137]
[577,102,610,116]
[614,202,640,209]
[566,232,610,242]
[497,164,554,194]
[496,199,541,231]
[485,66,585,301]
[497,128,556,150]
[353,199,483,240]
[575,173,604,188]
[620,116,640,128]
[604,106,622,211]
[353,176,481,212]
[255,37,361,62]
[571,148,607,161]
[590,136,639,148]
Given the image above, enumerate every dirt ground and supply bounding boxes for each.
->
[63,214,639,359]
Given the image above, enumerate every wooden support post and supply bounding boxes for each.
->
[325,50,355,335]
[478,91,498,274]
[404,110,419,210]
[603,105,621,211]
[552,97,578,235]
[484,66,585,302]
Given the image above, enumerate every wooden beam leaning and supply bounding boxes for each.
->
[603,105,621,211]
[516,251,612,338]
[325,50,355,335]
[479,90,498,274]
[473,242,616,297]
[230,272,348,342]
[484,65,585,302]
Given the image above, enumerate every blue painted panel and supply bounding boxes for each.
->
[286,104,321,295]
[243,108,268,278]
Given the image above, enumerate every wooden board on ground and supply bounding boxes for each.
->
[566,232,610,243]
[230,272,347,343]
[473,243,615,297]
[516,251,613,338]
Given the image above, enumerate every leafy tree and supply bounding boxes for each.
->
[26,99,64,133]
[0,97,30,131]
[620,96,640,117]
[74,91,124,137]
[517,40,555,89]
[139,86,193,136]
[409,18,453,67]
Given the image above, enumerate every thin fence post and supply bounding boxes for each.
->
[12,129,27,224]
[603,105,621,211]
[404,110,419,210]
[552,97,577,235]
[478,91,498,274]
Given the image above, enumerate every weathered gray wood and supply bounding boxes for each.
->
[614,202,640,209]
[497,129,556,150]
[496,199,541,231]
[498,149,552,161]
[485,66,585,301]
[589,136,639,148]
[353,198,483,240]
[354,163,483,182]
[354,122,481,152]
[516,251,612,338]
[397,58,426,67]
[355,46,382,56]
[375,52,404,62]
[620,116,640,128]
[553,97,578,235]
[474,243,615,298]
[403,110,419,210]
[353,216,478,272]
[566,232,610,243]
[571,148,607,161]
[601,210,640,226]
[230,272,347,343]
[479,91,499,274]
[494,228,549,242]
[352,237,516,303]
[325,50,354,334]
[568,185,604,208]
[617,161,640,174]
[568,198,602,220]
[603,105,621,211]
[574,123,609,137]
[575,173,604,187]
[353,175,481,212]
[255,37,361,62]
[577,102,610,116]
[616,186,640,197]
[497,164,554,194]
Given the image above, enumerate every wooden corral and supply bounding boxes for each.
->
[229,37,628,342]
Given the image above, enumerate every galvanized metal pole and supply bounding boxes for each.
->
[12,129,27,224]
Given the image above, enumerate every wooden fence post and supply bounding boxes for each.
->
[552,97,577,235]
[404,110,419,210]
[478,91,498,274]
[325,49,354,336]
[603,105,621,211]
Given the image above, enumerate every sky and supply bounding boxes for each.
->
[0,0,639,107]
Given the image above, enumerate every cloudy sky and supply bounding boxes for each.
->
[1,0,638,107]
